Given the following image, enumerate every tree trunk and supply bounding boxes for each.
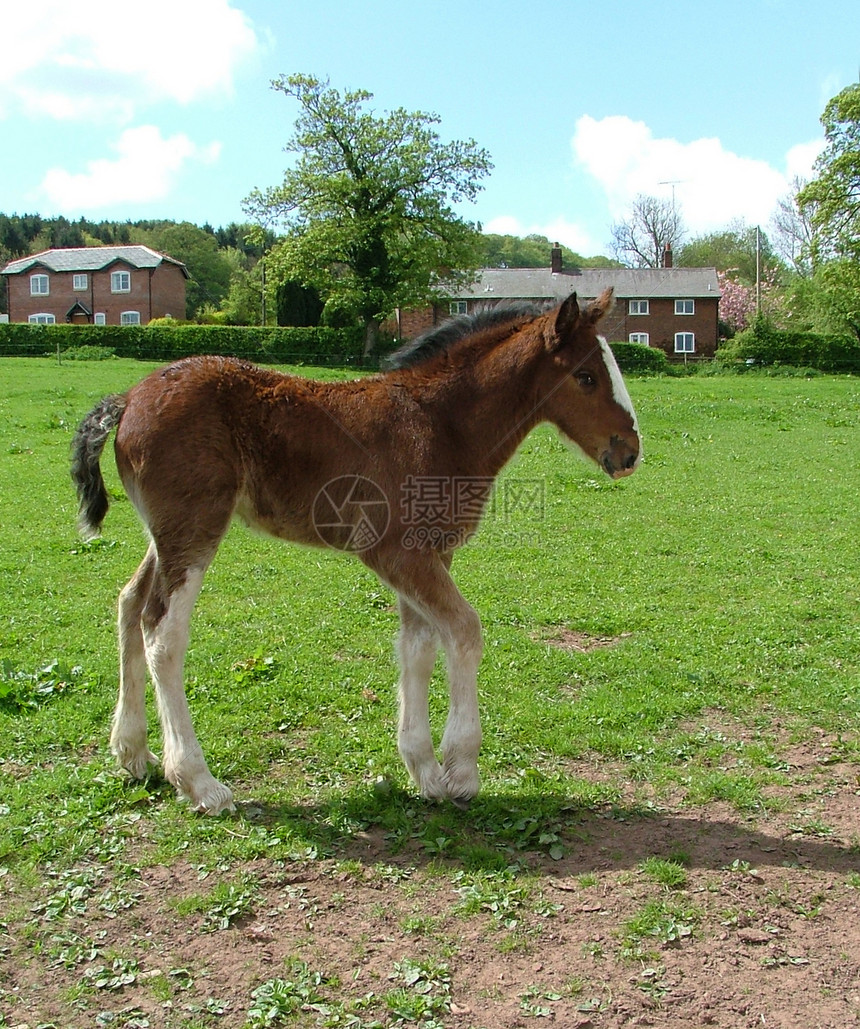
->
[362,317,379,361]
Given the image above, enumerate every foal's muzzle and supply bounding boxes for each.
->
[600,435,640,479]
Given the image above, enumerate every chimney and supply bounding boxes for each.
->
[662,242,673,268]
[551,242,563,274]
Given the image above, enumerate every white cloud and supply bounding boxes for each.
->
[483,215,524,236]
[483,215,596,255]
[571,115,822,236]
[0,0,262,121]
[40,126,222,210]
[785,139,824,183]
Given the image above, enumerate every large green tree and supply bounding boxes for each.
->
[799,83,860,262]
[244,74,492,356]
[791,84,860,337]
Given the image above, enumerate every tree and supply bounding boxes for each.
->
[609,194,684,267]
[783,260,860,340]
[480,233,581,269]
[137,221,233,318]
[678,221,779,284]
[717,272,757,334]
[201,249,265,326]
[244,74,492,356]
[798,83,860,262]
[793,84,860,336]
[276,281,323,326]
[771,178,816,277]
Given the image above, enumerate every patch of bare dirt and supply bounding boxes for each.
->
[2,732,860,1029]
[536,627,632,654]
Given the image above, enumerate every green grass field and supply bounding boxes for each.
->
[1,356,859,1026]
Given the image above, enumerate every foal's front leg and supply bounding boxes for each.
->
[438,604,483,807]
[377,551,483,806]
[143,567,235,815]
[396,599,446,800]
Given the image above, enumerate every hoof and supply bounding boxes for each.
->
[442,761,480,807]
[168,764,235,816]
[189,784,236,816]
[415,762,448,803]
[114,743,159,781]
[193,797,236,816]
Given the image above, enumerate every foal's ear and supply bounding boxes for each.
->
[586,287,615,325]
[550,292,581,347]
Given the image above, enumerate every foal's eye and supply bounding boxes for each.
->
[575,371,597,388]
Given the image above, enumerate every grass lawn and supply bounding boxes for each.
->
[1,356,859,1026]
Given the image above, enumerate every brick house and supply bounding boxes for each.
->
[1,245,188,325]
[398,244,721,359]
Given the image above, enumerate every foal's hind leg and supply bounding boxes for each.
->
[396,599,446,801]
[143,563,234,815]
[111,545,158,778]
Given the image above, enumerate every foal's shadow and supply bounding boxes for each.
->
[227,785,860,878]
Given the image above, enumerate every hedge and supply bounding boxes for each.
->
[0,323,366,365]
[717,319,860,373]
[608,341,669,375]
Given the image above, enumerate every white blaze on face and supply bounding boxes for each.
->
[598,335,639,435]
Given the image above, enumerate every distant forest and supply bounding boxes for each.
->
[0,213,262,259]
[0,212,617,322]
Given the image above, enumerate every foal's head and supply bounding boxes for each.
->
[539,289,640,479]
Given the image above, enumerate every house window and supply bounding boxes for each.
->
[449,301,468,315]
[629,332,650,346]
[94,313,106,325]
[28,313,56,324]
[675,332,695,353]
[629,299,649,315]
[30,274,49,295]
[111,270,131,293]
[120,310,141,325]
[72,273,88,291]
[675,299,695,315]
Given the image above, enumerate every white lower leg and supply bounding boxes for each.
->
[111,653,157,779]
[145,569,234,814]
[440,617,483,803]
[397,604,445,800]
[111,558,157,778]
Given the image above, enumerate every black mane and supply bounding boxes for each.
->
[384,302,545,370]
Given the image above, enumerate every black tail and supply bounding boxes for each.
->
[70,395,128,539]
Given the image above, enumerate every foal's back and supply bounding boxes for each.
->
[114,356,422,549]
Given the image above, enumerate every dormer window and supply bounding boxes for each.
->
[30,273,49,295]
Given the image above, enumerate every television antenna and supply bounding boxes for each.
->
[659,180,684,209]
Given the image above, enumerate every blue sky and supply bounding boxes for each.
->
[2,0,857,257]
